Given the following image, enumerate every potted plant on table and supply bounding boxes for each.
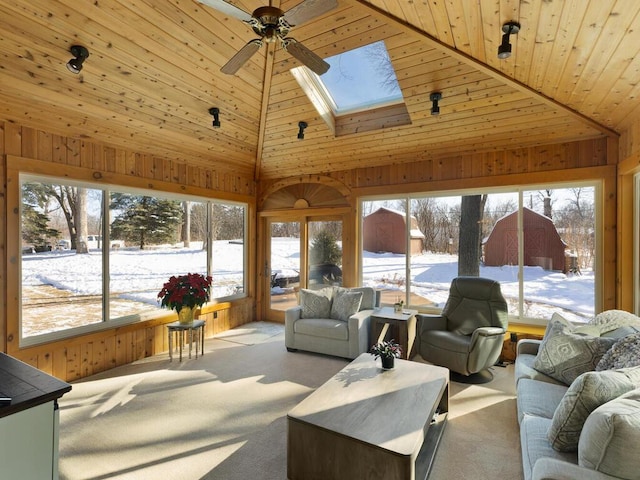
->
[394,298,404,313]
[158,273,212,324]
[370,339,402,370]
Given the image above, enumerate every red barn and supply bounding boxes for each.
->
[363,207,424,255]
[483,207,567,271]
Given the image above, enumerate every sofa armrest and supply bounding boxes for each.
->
[517,338,542,357]
[347,309,374,358]
[284,306,302,348]
[532,458,620,480]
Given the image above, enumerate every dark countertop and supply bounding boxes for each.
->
[0,352,72,418]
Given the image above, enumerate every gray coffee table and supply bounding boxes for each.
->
[287,353,449,480]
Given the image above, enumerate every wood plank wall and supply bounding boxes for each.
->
[0,120,257,382]
[619,122,640,311]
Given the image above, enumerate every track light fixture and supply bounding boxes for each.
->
[498,21,520,59]
[297,121,308,140]
[66,45,89,74]
[430,92,442,116]
[209,107,221,128]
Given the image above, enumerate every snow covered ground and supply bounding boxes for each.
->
[22,237,594,336]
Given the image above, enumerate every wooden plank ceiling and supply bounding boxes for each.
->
[0,0,636,180]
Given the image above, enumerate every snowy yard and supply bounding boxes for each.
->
[21,238,594,336]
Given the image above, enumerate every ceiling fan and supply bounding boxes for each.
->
[198,0,337,75]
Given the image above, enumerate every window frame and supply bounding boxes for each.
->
[359,180,602,326]
[12,161,249,348]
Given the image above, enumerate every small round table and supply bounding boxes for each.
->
[167,320,206,362]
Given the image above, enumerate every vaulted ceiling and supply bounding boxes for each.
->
[0,0,636,181]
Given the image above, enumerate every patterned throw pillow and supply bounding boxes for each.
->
[578,389,640,479]
[299,288,332,319]
[533,319,616,385]
[330,289,363,322]
[548,367,640,452]
[596,333,640,371]
[590,309,640,333]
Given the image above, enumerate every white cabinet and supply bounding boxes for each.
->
[0,353,71,480]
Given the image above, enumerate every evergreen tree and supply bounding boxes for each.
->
[110,194,183,249]
[22,204,60,248]
[309,230,342,265]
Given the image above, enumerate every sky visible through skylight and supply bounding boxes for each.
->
[318,40,403,113]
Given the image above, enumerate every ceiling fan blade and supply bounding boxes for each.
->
[283,38,330,75]
[221,39,263,75]
[284,0,338,26]
[197,0,253,22]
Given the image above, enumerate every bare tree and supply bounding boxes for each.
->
[458,195,485,276]
[181,201,191,247]
[554,188,595,270]
[75,188,89,253]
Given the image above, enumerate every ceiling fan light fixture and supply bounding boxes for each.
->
[205,0,335,75]
[66,45,89,74]
[209,107,221,128]
[263,26,279,43]
[297,121,308,140]
[498,21,520,59]
[430,92,442,115]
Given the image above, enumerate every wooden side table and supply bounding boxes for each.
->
[167,320,205,362]
[370,307,418,359]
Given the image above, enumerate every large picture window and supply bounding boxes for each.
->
[361,183,599,324]
[20,175,247,344]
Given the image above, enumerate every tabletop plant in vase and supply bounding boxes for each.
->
[370,339,402,370]
[158,273,212,324]
[393,298,404,313]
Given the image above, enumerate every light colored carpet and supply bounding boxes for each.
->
[58,322,522,479]
[212,321,284,345]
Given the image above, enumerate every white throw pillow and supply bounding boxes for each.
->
[533,318,616,385]
[330,289,363,322]
[548,367,640,452]
[578,388,640,479]
[299,288,332,319]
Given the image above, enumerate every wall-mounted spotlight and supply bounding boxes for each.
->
[208,107,221,128]
[430,92,442,116]
[297,121,308,140]
[66,45,90,74]
[498,21,520,59]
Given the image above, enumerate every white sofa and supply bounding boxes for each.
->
[285,286,380,359]
[515,310,640,480]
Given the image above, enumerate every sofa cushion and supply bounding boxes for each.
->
[533,318,616,385]
[520,415,577,480]
[515,352,567,386]
[293,318,349,341]
[330,288,363,321]
[596,332,640,371]
[548,367,640,452]
[578,388,640,479]
[299,288,332,319]
[517,378,567,424]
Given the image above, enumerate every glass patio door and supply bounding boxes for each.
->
[268,220,301,314]
[264,216,343,321]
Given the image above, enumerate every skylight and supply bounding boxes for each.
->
[316,41,404,114]
[291,40,410,136]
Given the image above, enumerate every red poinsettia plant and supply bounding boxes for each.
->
[157,273,212,312]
